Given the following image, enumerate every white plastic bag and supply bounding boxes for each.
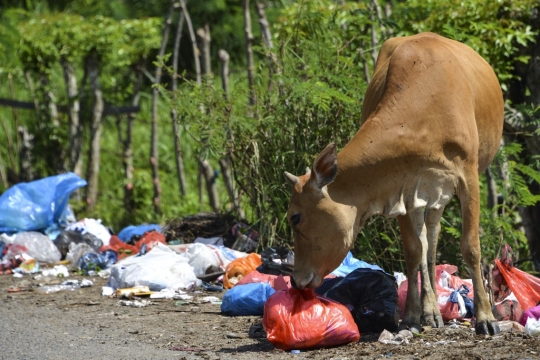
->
[106,243,200,291]
[13,231,61,263]
[525,316,540,337]
[66,218,111,246]
[182,243,221,277]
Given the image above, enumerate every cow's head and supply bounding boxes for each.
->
[285,144,356,289]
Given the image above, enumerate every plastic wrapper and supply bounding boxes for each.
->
[263,289,360,350]
[0,173,86,233]
[12,231,61,263]
[315,268,400,333]
[223,253,262,289]
[221,282,275,316]
[494,245,540,312]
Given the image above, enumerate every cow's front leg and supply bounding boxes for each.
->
[459,171,500,335]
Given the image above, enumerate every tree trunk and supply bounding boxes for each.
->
[171,9,188,196]
[18,126,34,182]
[150,1,175,214]
[369,0,380,66]
[197,24,212,83]
[243,0,256,106]
[180,0,201,86]
[255,0,278,88]
[61,56,82,176]
[123,61,145,221]
[199,159,220,212]
[219,49,243,218]
[85,50,104,211]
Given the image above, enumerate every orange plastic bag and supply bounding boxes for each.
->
[223,253,262,289]
[262,288,360,351]
[99,235,138,260]
[494,245,540,311]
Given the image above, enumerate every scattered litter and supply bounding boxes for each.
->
[102,286,114,297]
[200,296,220,304]
[378,329,413,345]
[42,265,70,277]
[116,286,153,298]
[118,299,153,307]
[498,320,525,333]
[150,288,176,299]
[36,284,79,294]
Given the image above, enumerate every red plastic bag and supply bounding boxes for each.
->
[494,245,540,312]
[134,231,167,252]
[262,288,360,350]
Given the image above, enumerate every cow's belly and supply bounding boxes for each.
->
[382,170,456,217]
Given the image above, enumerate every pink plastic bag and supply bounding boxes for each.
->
[397,264,474,321]
[263,288,360,350]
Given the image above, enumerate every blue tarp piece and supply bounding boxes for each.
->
[331,251,385,277]
[117,224,162,242]
[0,173,87,233]
[221,282,276,316]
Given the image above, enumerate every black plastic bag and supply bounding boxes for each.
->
[54,230,103,258]
[256,246,294,276]
[315,268,399,333]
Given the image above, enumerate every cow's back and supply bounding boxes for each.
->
[359,32,503,173]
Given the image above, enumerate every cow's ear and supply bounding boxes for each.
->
[312,143,337,189]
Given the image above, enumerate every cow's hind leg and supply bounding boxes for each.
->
[458,171,500,335]
[397,209,440,331]
[425,207,445,328]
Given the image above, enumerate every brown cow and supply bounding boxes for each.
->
[284,32,503,335]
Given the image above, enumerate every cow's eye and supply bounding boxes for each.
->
[290,213,301,227]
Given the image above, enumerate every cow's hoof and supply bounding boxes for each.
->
[422,313,444,328]
[475,320,500,335]
[398,321,422,334]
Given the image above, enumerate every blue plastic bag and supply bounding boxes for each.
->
[0,173,87,233]
[221,282,275,316]
[331,251,384,277]
[77,250,118,274]
[117,224,162,242]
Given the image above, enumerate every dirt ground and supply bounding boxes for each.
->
[0,272,539,360]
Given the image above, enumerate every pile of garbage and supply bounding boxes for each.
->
[1,173,540,352]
